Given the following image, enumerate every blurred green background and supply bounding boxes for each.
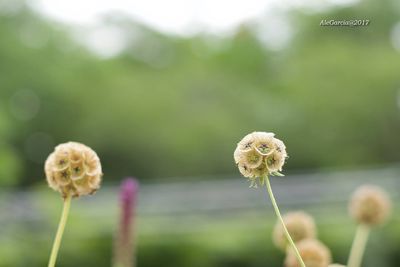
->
[0,0,399,266]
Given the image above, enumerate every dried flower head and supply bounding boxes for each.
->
[349,185,391,226]
[285,239,332,267]
[45,142,102,198]
[234,132,288,187]
[273,211,317,251]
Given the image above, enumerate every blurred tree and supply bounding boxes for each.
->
[0,0,399,186]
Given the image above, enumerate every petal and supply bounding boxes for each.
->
[54,169,72,186]
[53,152,70,171]
[252,162,268,177]
[254,138,275,156]
[237,133,256,151]
[238,163,254,178]
[234,147,244,163]
[46,171,59,190]
[69,147,84,163]
[88,174,102,189]
[243,149,263,168]
[70,162,86,180]
[273,138,287,156]
[72,176,91,194]
[266,152,285,172]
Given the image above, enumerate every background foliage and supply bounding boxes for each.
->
[1,0,399,186]
[0,0,399,266]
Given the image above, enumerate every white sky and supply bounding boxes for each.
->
[29,0,358,57]
[32,0,358,35]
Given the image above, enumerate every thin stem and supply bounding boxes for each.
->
[265,176,306,267]
[347,224,370,267]
[48,194,72,267]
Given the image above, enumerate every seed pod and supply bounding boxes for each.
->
[233,131,288,186]
[285,239,332,267]
[273,211,317,251]
[45,142,102,198]
[349,185,391,226]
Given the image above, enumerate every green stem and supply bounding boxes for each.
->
[265,176,306,267]
[347,224,370,267]
[48,194,72,267]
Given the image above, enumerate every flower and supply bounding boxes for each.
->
[234,131,288,187]
[114,178,139,267]
[285,239,332,267]
[349,185,391,226]
[45,142,102,198]
[273,211,317,251]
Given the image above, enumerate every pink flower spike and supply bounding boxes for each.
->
[114,178,139,267]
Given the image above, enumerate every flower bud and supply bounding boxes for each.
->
[234,132,288,186]
[45,142,102,198]
[349,185,391,226]
[273,211,317,251]
[285,239,332,267]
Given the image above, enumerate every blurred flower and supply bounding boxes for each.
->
[233,131,288,187]
[273,211,317,251]
[349,185,391,226]
[285,239,332,267]
[45,142,102,198]
[114,178,139,267]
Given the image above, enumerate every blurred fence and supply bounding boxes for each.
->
[0,165,399,267]
[1,165,399,237]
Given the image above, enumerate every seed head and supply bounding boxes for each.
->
[349,185,391,226]
[45,142,102,198]
[273,211,317,251]
[234,132,287,187]
[285,239,332,267]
